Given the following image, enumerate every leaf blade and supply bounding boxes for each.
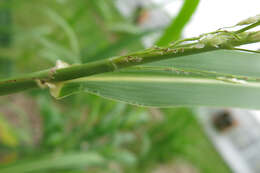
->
[53,50,260,109]
[58,72,260,109]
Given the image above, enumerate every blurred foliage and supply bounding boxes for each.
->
[156,0,199,46]
[0,0,231,172]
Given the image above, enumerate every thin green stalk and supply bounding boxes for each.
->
[1,30,260,96]
[229,47,260,54]
[235,21,260,34]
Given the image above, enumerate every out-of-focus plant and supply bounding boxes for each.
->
[0,0,247,172]
[1,5,260,109]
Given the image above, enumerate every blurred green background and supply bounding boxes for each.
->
[0,0,231,172]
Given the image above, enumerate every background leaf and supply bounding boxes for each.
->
[156,0,200,46]
[0,152,105,173]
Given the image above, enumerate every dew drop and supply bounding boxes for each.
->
[217,77,247,84]
[230,78,247,84]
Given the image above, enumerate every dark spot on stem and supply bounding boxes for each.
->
[125,56,143,63]
[164,68,172,71]
[163,48,170,53]
[40,80,46,85]
[48,67,57,79]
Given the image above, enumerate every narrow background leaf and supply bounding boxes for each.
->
[156,0,200,46]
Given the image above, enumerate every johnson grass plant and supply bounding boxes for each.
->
[1,8,260,109]
[1,0,260,172]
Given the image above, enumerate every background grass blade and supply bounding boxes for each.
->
[45,8,80,56]
[156,0,200,46]
[0,152,105,173]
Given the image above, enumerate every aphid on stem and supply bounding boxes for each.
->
[125,56,143,63]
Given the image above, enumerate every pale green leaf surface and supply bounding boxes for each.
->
[0,152,104,173]
[0,115,19,147]
[150,50,260,77]
[54,50,260,109]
